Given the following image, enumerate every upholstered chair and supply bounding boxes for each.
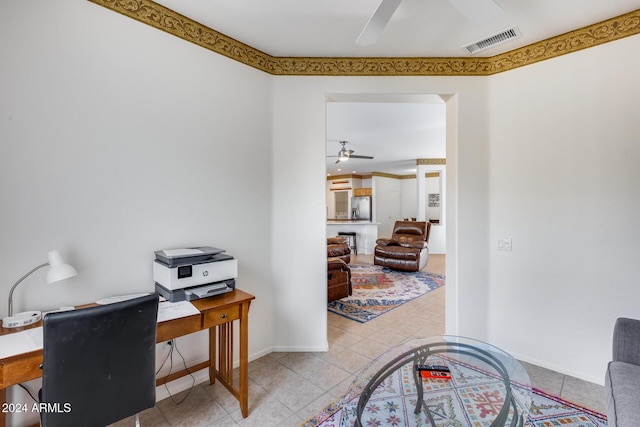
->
[374,221,431,272]
[327,236,351,263]
[327,257,352,302]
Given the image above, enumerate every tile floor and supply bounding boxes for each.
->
[116,254,606,427]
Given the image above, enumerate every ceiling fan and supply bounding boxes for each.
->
[327,141,374,164]
[357,0,503,46]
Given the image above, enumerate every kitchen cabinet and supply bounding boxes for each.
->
[353,187,372,197]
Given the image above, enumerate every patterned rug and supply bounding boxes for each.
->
[302,360,608,427]
[328,264,445,323]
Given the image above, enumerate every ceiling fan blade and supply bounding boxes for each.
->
[349,155,374,159]
[356,0,402,46]
[447,0,502,23]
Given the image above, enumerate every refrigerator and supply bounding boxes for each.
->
[350,196,372,221]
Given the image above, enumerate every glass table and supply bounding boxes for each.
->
[342,336,532,426]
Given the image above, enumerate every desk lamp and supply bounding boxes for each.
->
[2,250,77,328]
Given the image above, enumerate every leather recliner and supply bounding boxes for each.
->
[374,221,431,272]
[327,237,352,302]
[327,236,351,263]
[327,257,352,302]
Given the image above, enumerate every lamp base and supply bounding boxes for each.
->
[2,310,42,328]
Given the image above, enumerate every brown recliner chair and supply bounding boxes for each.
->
[374,221,431,272]
[327,237,351,263]
[327,257,352,302]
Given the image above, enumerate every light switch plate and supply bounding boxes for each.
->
[497,237,512,251]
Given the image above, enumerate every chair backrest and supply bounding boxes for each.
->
[391,221,431,244]
[41,293,159,427]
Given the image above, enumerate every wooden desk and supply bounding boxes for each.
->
[0,289,254,427]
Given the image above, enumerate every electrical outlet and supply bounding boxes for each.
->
[497,237,512,251]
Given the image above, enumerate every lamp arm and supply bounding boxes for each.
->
[8,262,49,317]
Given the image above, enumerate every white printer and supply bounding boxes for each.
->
[153,246,237,302]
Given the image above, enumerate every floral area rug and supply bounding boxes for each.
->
[327,264,445,323]
[302,359,607,427]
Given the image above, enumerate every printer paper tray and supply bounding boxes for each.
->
[156,279,235,303]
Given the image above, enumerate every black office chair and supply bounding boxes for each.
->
[40,293,159,427]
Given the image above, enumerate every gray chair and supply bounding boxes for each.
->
[605,317,640,427]
[40,293,159,427]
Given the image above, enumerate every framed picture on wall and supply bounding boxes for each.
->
[428,193,440,207]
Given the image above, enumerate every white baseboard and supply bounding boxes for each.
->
[155,368,209,401]
[155,346,288,402]
[507,350,605,386]
[272,343,329,352]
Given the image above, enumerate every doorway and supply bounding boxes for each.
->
[324,93,452,330]
[325,93,447,247]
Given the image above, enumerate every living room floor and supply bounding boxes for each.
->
[118,254,606,427]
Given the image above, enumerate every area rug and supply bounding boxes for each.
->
[302,361,607,427]
[302,389,607,427]
[328,264,445,323]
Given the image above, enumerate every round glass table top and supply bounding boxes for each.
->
[342,336,532,427]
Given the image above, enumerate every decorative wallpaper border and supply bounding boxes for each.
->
[88,0,640,76]
[417,159,447,165]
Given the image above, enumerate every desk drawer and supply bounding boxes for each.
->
[157,315,201,342]
[203,305,240,328]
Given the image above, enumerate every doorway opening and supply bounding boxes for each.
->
[324,93,456,334]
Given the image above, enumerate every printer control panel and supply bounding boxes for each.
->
[178,265,192,279]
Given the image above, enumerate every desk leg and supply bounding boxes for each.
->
[1,387,6,427]
[239,302,249,418]
[208,327,216,385]
[218,322,233,385]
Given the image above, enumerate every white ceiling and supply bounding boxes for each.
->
[154,0,640,57]
[326,98,446,176]
[152,0,639,176]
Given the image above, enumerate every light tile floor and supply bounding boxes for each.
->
[116,254,606,427]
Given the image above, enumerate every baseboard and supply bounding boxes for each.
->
[272,343,329,352]
[507,350,605,386]
[155,368,209,401]
[155,346,279,402]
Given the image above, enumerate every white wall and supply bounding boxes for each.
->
[271,78,492,352]
[400,178,417,219]
[486,35,640,384]
[373,175,403,238]
[1,2,274,424]
[417,165,447,254]
[3,5,636,425]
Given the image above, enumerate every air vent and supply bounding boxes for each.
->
[462,26,522,55]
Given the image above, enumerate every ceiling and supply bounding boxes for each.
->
[150,0,638,176]
[154,0,640,58]
[325,97,446,176]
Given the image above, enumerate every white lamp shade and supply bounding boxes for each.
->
[46,250,78,284]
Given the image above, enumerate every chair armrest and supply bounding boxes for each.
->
[613,318,640,365]
[394,236,428,249]
[327,237,348,245]
[403,241,428,249]
[327,257,349,271]
[376,238,398,246]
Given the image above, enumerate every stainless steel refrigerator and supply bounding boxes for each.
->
[351,196,372,221]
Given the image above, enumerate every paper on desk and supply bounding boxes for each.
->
[0,326,43,359]
[157,300,200,323]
